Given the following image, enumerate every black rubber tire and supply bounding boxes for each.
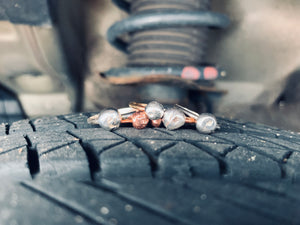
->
[1,113,300,225]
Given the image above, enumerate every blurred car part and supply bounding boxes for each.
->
[0,0,86,117]
[89,0,230,111]
[85,0,300,131]
[0,0,300,131]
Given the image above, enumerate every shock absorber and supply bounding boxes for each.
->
[104,0,230,104]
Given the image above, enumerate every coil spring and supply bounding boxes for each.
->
[130,0,210,66]
[106,0,230,79]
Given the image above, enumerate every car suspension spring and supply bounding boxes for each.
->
[128,0,211,67]
[105,0,230,81]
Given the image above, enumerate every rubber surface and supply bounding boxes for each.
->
[1,113,300,224]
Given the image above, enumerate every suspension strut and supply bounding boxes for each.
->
[104,0,230,103]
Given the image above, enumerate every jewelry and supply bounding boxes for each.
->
[87,102,219,133]
[162,108,186,130]
[87,107,136,130]
[129,101,164,120]
[129,101,164,127]
[175,104,219,133]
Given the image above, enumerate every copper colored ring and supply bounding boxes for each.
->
[126,111,148,129]
[185,117,197,123]
[129,102,147,111]
[151,119,162,128]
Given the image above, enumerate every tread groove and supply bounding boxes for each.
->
[223,121,299,152]
[100,140,127,153]
[282,151,293,164]
[28,120,36,132]
[20,181,106,225]
[111,131,157,177]
[180,180,289,224]
[134,143,157,178]
[80,144,100,179]
[84,180,197,225]
[67,131,100,180]
[59,116,78,129]
[39,141,79,156]
[158,142,177,155]
[249,134,296,152]
[25,135,40,177]
[27,147,40,178]
[24,135,33,147]
[280,151,293,179]
[0,145,26,156]
[185,140,225,176]
[245,182,300,202]
[222,145,238,156]
[153,128,174,136]
[280,165,287,179]
[5,123,9,135]
[242,183,288,199]
[211,134,283,162]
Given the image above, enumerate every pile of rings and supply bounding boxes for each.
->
[87,101,219,134]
